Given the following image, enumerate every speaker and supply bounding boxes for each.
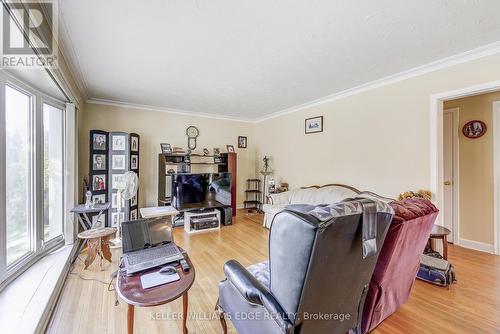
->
[218,207,233,225]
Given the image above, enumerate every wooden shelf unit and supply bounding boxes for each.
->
[158,152,237,217]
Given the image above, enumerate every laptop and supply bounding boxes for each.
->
[121,217,183,275]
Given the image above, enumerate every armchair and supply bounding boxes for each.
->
[216,198,394,334]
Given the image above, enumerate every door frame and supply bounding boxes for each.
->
[430,79,500,255]
[493,101,500,255]
[443,107,460,244]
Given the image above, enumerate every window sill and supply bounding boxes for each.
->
[0,244,73,334]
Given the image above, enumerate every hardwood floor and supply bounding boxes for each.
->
[47,210,500,334]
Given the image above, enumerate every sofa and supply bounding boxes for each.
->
[263,184,394,228]
[217,198,394,334]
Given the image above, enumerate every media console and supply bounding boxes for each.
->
[184,209,221,234]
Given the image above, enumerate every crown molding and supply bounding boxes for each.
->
[86,98,255,123]
[254,40,500,123]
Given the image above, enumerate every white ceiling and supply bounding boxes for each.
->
[59,0,500,120]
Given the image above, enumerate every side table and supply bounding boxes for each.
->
[428,225,452,260]
[77,227,117,269]
[116,252,195,334]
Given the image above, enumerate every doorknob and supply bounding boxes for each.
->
[444,181,452,186]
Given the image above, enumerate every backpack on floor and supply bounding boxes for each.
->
[416,254,456,287]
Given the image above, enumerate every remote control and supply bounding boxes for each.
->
[180,258,190,272]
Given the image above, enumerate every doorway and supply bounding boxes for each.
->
[442,108,459,243]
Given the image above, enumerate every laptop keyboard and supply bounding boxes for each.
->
[127,244,180,265]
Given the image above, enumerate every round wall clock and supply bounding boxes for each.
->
[462,120,486,139]
[186,126,199,149]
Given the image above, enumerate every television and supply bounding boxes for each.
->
[171,173,232,210]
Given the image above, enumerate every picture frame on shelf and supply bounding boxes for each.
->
[305,116,323,134]
[160,143,172,154]
[238,136,247,148]
[93,133,107,150]
[92,154,106,170]
[226,145,235,153]
[213,147,220,156]
[92,174,106,191]
[112,155,126,170]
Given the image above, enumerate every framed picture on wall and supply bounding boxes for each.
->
[92,194,106,204]
[112,155,126,170]
[93,133,107,150]
[92,154,106,170]
[238,136,247,148]
[92,174,106,191]
[131,155,139,169]
[131,136,139,151]
[305,116,323,134]
[462,120,487,139]
[112,135,126,150]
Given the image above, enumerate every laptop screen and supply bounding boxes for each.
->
[122,217,173,253]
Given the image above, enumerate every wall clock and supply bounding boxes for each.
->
[186,126,199,149]
[462,120,486,139]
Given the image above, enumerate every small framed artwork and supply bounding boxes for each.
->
[112,155,126,170]
[130,209,138,220]
[131,155,139,169]
[226,145,235,153]
[92,154,106,170]
[92,194,106,205]
[462,120,487,139]
[131,195,137,207]
[111,192,123,209]
[305,116,323,134]
[111,212,124,227]
[238,136,247,148]
[92,174,106,191]
[112,135,126,151]
[213,148,220,156]
[112,174,124,189]
[93,133,107,150]
[131,136,139,152]
[160,143,172,154]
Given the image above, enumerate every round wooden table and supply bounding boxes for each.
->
[116,254,195,334]
[77,227,117,270]
[429,225,451,260]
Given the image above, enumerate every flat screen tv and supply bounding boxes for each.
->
[171,173,232,210]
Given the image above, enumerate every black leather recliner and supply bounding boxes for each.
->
[216,198,394,334]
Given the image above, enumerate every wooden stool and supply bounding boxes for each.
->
[77,227,117,270]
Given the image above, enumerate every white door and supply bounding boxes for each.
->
[443,108,458,242]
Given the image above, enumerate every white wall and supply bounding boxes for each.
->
[79,103,256,208]
[255,54,500,200]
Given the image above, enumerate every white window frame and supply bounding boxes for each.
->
[0,70,67,288]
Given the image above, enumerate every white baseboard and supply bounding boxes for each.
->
[458,238,494,254]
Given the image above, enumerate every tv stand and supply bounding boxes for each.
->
[184,209,220,234]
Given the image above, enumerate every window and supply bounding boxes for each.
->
[43,103,64,242]
[5,85,32,265]
[1,73,67,286]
